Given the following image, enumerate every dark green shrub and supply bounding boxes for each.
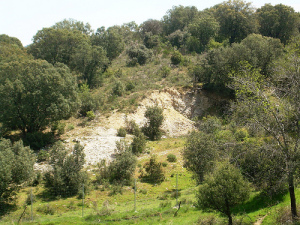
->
[51,122,66,135]
[171,51,183,65]
[162,162,168,167]
[0,139,36,201]
[141,155,165,184]
[111,80,125,96]
[37,149,49,162]
[97,141,137,186]
[131,132,146,155]
[78,84,101,117]
[160,66,171,78]
[125,81,135,91]
[44,142,88,197]
[126,44,153,66]
[167,154,177,162]
[142,106,164,141]
[117,127,127,137]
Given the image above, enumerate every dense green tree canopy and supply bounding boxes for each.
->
[0,34,24,48]
[162,5,199,35]
[211,0,257,44]
[0,60,78,134]
[52,18,93,35]
[91,26,125,60]
[198,162,250,225]
[187,13,220,52]
[257,4,299,44]
[29,27,90,66]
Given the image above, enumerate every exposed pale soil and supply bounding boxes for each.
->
[35,87,222,169]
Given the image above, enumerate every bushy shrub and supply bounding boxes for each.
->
[167,154,177,162]
[37,149,49,162]
[0,139,36,201]
[160,66,171,78]
[97,141,137,186]
[131,132,146,155]
[234,128,249,141]
[141,155,165,184]
[51,122,66,136]
[117,127,127,137]
[78,84,101,117]
[111,80,125,96]
[44,142,88,197]
[171,51,183,65]
[126,44,153,66]
[86,111,96,120]
[142,106,164,141]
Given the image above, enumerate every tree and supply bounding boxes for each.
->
[211,0,257,44]
[198,162,250,225]
[141,155,165,184]
[0,34,24,48]
[167,29,190,49]
[257,4,299,44]
[187,13,219,52]
[52,18,93,35]
[98,140,137,185]
[126,44,153,66]
[140,19,163,36]
[183,131,219,183]
[162,5,199,35]
[0,60,78,135]
[142,106,164,140]
[230,55,300,219]
[91,26,125,60]
[44,142,87,197]
[0,139,35,201]
[70,42,108,87]
[29,27,90,66]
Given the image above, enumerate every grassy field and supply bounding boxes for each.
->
[1,137,300,225]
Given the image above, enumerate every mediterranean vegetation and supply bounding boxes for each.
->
[0,1,300,224]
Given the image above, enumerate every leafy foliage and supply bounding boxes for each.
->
[257,4,299,44]
[142,106,164,141]
[0,60,78,135]
[126,44,153,66]
[141,155,165,184]
[44,142,88,197]
[198,162,250,225]
[97,141,137,185]
[0,139,35,201]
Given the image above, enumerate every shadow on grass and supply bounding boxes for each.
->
[233,190,288,214]
[0,202,17,218]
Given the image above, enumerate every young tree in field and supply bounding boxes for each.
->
[198,162,250,225]
[44,142,87,197]
[183,131,219,183]
[0,139,35,201]
[230,52,300,219]
[0,60,78,135]
[142,106,164,140]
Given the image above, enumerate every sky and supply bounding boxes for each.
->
[1,0,300,46]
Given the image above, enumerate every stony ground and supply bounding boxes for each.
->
[37,88,216,169]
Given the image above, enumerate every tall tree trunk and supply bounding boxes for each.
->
[225,198,233,225]
[288,173,297,220]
